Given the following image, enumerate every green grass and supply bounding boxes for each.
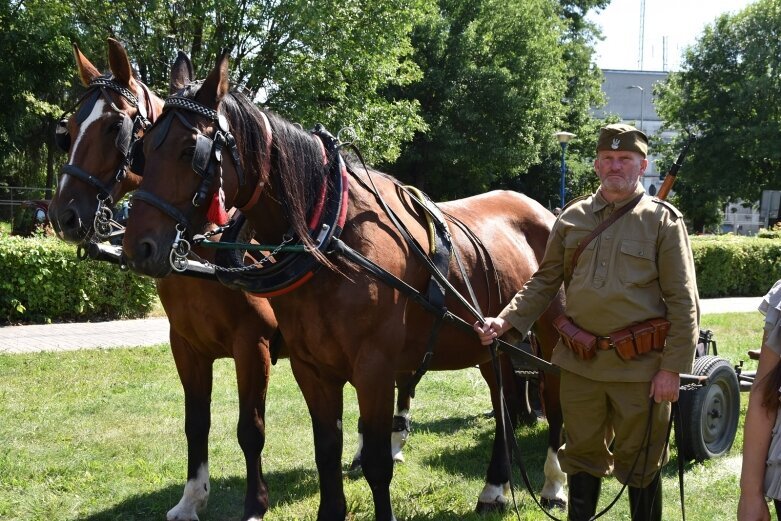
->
[0,313,769,520]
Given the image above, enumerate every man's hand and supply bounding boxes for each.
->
[473,317,508,346]
[649,369,680,403]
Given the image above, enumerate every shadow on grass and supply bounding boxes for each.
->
[77,468,319,521]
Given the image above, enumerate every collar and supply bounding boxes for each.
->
[592,184,645,212]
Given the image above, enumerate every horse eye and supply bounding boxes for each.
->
[181,146,196,159]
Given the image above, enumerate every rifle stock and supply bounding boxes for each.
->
[656,134,694,201]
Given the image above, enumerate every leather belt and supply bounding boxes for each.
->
[597,337,613,350]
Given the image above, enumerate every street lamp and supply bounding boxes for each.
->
[627,85,644,132]
[554,131,576,207]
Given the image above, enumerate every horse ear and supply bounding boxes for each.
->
[107,38,136,88]
[73,42,101,87]
[198,50,230,109]
[170,51,193,94]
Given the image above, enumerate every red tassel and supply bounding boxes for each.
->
[207,188,229,226]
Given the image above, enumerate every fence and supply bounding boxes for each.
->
[0,186,52,222]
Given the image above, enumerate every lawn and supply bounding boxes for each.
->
[0,312,768,520]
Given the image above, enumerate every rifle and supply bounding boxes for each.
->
[656,132,695,200]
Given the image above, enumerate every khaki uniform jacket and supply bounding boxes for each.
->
[498,185,699,382]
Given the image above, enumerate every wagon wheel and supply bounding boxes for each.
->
[677,355,740,462]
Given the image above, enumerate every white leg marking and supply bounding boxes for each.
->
[478,481,510,505]
[391,409,410,463]
[351,432,364,467]
[167,463,209,521]
[541,447,567,503]
[60,99,107,193]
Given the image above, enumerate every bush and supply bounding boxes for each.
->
[691,234,781,298]
[0,231,157,324]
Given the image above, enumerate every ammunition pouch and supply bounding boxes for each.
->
[554,315,671,361]
[553,315,597,360]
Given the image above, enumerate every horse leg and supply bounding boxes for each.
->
[167,333,213,521]
[354,368,397,521]
[350,371,413,471]
[475,358,513,514]
[233,334,272,521]
[533,299,567,510]
[391,371,413,463]
[291,357,347,521]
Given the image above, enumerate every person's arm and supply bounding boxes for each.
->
[738,333,779,521]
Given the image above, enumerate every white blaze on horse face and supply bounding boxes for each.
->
[58,98,107,193]
[167,463,209,521]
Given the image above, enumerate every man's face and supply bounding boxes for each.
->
[594,150,648,198]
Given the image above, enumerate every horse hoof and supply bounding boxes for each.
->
[475,500,507,515]
[540,497,567,510]
[348,457,362,472]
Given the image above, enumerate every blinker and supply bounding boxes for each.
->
[55,118,70,152]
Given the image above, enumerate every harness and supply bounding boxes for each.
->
[212,124,349,297]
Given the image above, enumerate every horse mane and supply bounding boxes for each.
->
[218,90,332,265]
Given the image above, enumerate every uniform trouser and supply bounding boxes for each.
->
[558,369,671,488]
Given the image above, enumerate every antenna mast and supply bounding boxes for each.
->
[638,0,646,70]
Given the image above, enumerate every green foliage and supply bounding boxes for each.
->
[0,1,75,189]
[655,0,781,231]
[0,234,156,324]
[691,234,781,298]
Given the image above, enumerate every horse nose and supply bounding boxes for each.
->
[136,237,159,264]
[51,207,83,239]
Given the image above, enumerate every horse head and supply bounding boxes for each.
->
[49,38,163,244]
[123,50,328,279]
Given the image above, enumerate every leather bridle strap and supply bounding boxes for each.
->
[132,189,192,231]
[61,164,115,200]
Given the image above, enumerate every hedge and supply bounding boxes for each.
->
[0,232,157,324]
[690,235,781,298]
[1,232,779,325]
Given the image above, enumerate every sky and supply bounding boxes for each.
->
[586,0,758,71]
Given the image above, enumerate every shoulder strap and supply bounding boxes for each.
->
[570,193,644,272]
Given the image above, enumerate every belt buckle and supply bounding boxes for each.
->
[597,336,613,350]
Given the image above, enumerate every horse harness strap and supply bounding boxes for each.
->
[330,238,555,374]
[211,125,349,297]
[396,187,453,398]
[57,76,153,203]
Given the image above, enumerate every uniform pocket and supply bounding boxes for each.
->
[563,232,596,270]
[618,239,657,285]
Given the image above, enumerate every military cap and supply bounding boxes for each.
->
[596,123,648,157]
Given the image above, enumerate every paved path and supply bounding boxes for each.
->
[0,297,764,354]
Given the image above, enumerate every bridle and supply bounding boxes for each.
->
[131,92,246,271]
[56,75,155,240]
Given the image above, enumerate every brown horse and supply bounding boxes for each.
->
[48,40,419,521]
[48,39,280,521]
[121,52,567,520]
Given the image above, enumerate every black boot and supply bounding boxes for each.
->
[568,472,601,521]
[628,472,662,521]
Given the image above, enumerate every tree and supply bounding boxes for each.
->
[0,0,429,198]
[655,0,781,231]
[0,1,76,197]
[384,0,608,203]
[66,0,429,164]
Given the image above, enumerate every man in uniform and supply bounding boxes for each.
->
[474,123,699,521]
